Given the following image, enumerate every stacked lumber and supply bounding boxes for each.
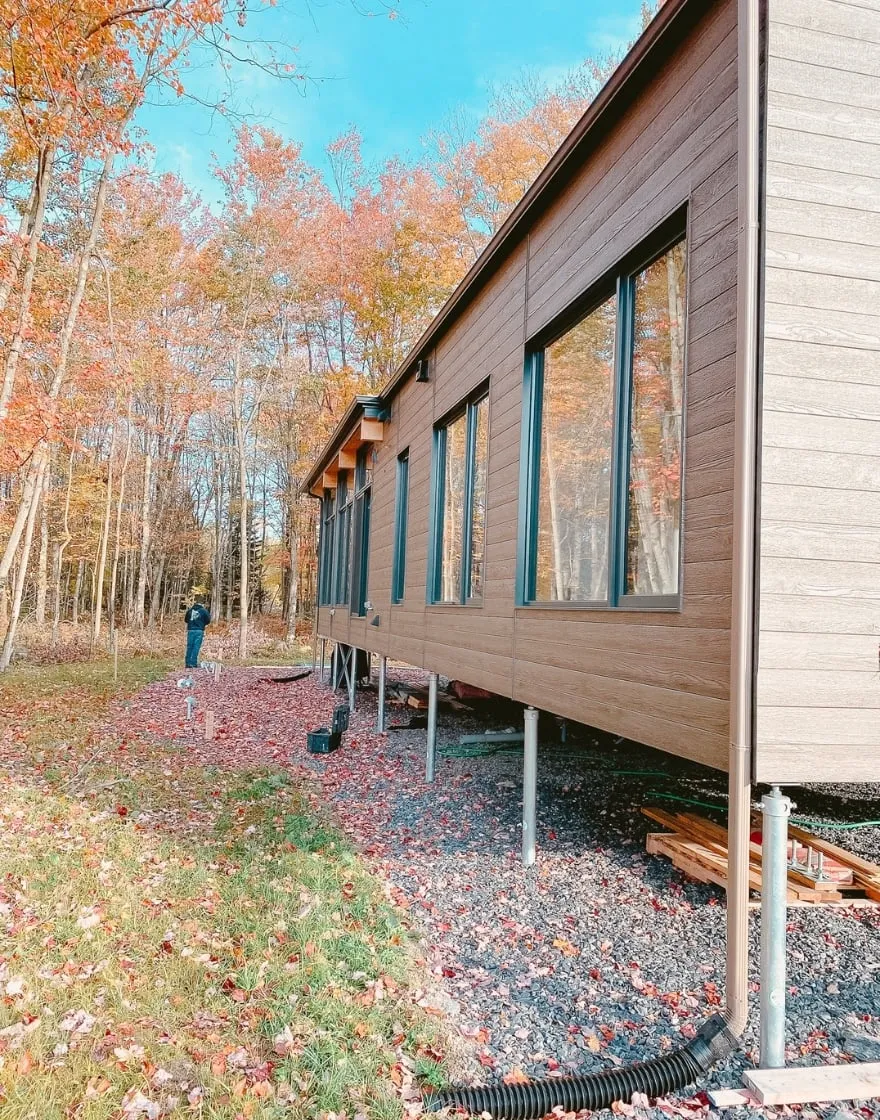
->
[644,806,880,907]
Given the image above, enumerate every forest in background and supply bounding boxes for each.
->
[0,0,658,668]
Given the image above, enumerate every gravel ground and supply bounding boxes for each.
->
[115,666,880,1119]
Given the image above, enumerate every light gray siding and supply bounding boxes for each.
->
[755,0,880,782]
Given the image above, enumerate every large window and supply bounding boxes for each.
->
[392,449,409,604]
[318,491,335,607]
[333,472,353,606]
[350,448,372,616]
[518,226,687,609]
[429,388,489,604]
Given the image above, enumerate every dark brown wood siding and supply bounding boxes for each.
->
[318,0,739,771]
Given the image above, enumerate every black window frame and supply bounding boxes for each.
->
[516,209,688,612]
[427,384,490,606]
[332,471,353,606]
[318,490,335,607]
[392,449,409,604]
[350,447,372,616]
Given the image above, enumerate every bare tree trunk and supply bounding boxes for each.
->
[35,470,49,626]
[51,440,76,647]
[148,553,166,628]
[0,458,46,670]
[92,428,117,644]
[0,143,57,422]
[108,418,132,635]
[542,428,565,600]
[135,453,152,628]
[237,434,248,658]
[72,559,84,627]
[0,179,37,315]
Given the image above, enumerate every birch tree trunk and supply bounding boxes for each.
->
[108,419,133,635]
[134,453,152,628]
[35,470,49,626]
[0,143,58,422]
[51,440,76,647]
[92,429,117,643]
[0,457,47,670]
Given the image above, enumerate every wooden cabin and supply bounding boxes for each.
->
[303,0,880,786]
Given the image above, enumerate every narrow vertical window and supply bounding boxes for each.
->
[318,491,334,607]
[468,397,489,599]
[440,412,467,602]
[351,448,372,615]
[392,450,409,603]
[430,387,490,605]
[624,239,687,599]
[334,472,352,605]
[535,294,616,602]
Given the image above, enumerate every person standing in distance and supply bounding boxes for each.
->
[184,595,211,669]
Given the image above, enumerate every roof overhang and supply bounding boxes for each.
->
[302,396,386,497]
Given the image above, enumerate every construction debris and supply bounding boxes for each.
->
[263,669,311,684]
[643,806,880,906]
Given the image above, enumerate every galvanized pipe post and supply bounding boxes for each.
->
[320,638,326,684]
[348,646,356,713]
[522,706,539,867]
[425,672,438,782]
[760,785,791,1069]
[378,655,387,733]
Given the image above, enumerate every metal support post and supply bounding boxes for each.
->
[319,638,326,684]
[522,706,539,867]
[425,672,438,782]
[760,785,791,1069]
[378,655,387,733]
[347,647,356,712]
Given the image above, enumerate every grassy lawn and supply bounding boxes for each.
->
[0,660,444,1119]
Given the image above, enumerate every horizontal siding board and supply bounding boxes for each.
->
[762,337,880,386]
[759,632,880,673]
[760,556,880,599]
[757,668,880,708]
[760,592,880,635]
[761,482,880,527]
[763,373,880,418]
[755,747,880,784]
[766,164,880,216]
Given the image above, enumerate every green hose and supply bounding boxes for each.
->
[648,791,880,831]
[438,744,880,832]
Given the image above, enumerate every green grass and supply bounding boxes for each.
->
[0,659,444,1119]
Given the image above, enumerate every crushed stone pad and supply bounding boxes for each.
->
[112,668,880,1119]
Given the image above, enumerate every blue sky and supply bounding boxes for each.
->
[136,0,647,205]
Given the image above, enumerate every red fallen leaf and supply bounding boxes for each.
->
[478,1052,495,1068]
[503,1068,530,1084]
[546,1058,560,1071]
[115,804,128,817]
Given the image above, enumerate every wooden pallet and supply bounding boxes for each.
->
[644,807,880,906]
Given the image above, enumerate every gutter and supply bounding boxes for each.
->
[725,0,761,1037]
[300,394,384,497]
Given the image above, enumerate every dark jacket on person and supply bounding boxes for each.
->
[184,604,210,631]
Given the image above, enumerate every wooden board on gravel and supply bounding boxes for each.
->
[643,806,880,907]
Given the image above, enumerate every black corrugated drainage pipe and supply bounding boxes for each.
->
[422,1013,740,1119]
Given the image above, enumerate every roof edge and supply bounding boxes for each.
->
[301,394,383,496]
[378,0,695,402]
